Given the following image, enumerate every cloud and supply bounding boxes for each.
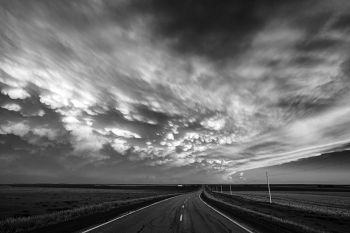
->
[128,0,306,61]
[0,122,30,137]
[1,88,30,99]
[295,38,342,52]
[200,115,226,131]
[329,12,350,31]
[1,103,21,111]
[1,0,350,183]
[105,127,141,139]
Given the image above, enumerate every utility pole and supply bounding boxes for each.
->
[266,171,272,204]
[230,183,232,195]
[221,184,223,193]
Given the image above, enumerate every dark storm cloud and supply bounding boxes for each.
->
[134,104,174,125]
[243,141,287,154]
[295,38,342,52]
[237,149,350,184]
[331,14,350,31]
[341,56,350,79]
[0,90,68,134]
[1,0,350,183]
[290,55,325,67]
[90,108,160,140]
[99,143,125,159]
[294,11,333,34]
[0,134,36,154]
[125,0,304,60]
[0,133,73,169]
[88,102,182,139]
[275,94,338,118]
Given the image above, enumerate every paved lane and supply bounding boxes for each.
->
[82,191,252,233]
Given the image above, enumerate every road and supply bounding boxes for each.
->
[81,191,252,233]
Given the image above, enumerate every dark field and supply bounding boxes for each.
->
[222,190,350,217]
[0,184,198,233]
[0,184,195,220]
[1,184,349,233]
[0,187,160,220]
[205,185,350,233]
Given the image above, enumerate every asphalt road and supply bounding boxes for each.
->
[81,191,252,233]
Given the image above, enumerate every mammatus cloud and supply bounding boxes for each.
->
[1,0,350,183]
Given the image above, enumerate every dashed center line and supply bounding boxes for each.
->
[180,214,183,222]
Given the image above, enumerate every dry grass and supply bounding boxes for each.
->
[203,191,328,233]
[0,186,168,220]
[221,191,350,217]
[0,194,176,233]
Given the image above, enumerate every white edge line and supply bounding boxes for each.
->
[81,195,181,233]
[199,193,254,233]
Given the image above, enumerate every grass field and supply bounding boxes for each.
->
[0,184,196,233]
[222,190,350,217]
[0,186,175,220]
[207,186,350,233]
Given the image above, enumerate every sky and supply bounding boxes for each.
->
[1,0,350,184]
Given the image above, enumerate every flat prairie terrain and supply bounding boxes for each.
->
[208,187,350,233]
[223,190,350,217]
[0,186,178,220]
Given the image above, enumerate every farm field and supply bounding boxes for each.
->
[222,190,350,217]
[0,185,189,220]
